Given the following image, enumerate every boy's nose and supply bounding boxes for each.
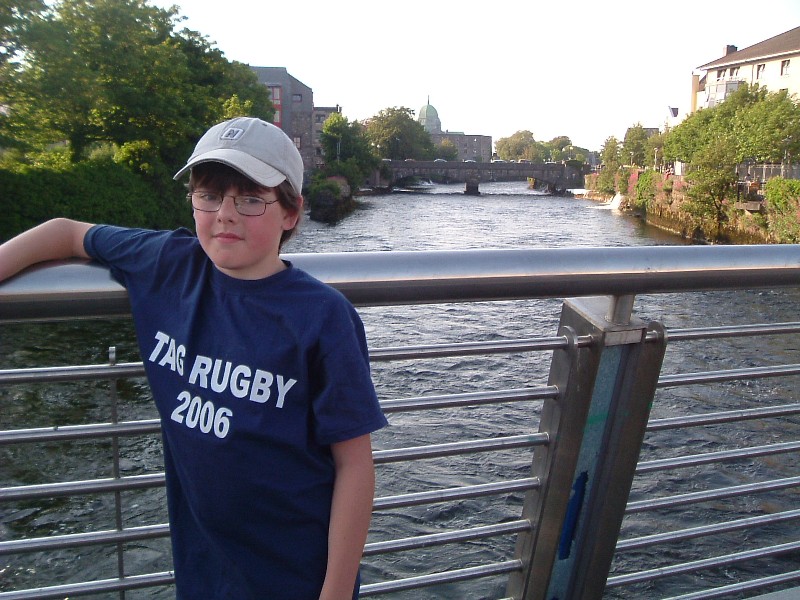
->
[216,196,239,220]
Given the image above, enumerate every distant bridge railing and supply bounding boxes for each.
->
[373,160,585,193]
[1,245,800,599]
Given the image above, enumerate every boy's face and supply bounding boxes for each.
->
[193,185,301,280]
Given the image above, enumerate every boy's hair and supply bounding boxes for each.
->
[188,162,303,248]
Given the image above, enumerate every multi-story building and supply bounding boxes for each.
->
[250,67,315,178]
[418,100,492,162]
[692,26,800,111]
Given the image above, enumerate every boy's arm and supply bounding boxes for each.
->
[0,218,94,282]
[320,433,376,600]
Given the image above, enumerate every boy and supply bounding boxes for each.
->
[0,117,388,599]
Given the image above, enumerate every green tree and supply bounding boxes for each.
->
[665,83,800,174]
[645,131,666,170]
[0,0,47,146]
[495,130,555,162]
[435,139,458,161]
[171,28,273,126]
[319,112,378,191]
[10,0,186,160]
[0,0,46,66]
[622,123,650,167]
[734,89,800,163]
[496,130,536,161]
[597,136,621,196]
[6,0,272,169]
[684,137,738,241]
[365,107,434,160]
[656,82,800,242]
[545,136,572,162]
[663,108,716,164]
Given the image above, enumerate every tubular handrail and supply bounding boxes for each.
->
[625,476,800,513]
[0,524,171,555]
[635,442,800,473]
[616,509,800,551]
[372,478,539,511]
[605,540,800,588]
[3,244,800,321]
[362,521,532,556]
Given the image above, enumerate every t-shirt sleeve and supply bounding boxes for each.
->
[84,225,189,286]
[311,299,388,446]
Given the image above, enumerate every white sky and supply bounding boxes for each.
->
[150,0,800,151]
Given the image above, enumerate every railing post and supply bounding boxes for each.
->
[109,346,127,600]
[506,296,666,600]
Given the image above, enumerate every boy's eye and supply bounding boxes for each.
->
[239,196,266,206]
[196,192,220,202]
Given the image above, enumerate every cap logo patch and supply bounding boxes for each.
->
[220,127,244,141]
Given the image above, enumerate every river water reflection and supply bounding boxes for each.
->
[1,181,798,598]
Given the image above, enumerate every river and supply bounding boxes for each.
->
[1,181,798,599]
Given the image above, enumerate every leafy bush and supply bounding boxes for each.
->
[0,157,191,241]
[321,158,367,194]
[634,170,656,209]
[595,168,616,196]
[764,177,800,243]
[308,178,344,201]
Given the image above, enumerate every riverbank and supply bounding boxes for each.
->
[583,174,774,244]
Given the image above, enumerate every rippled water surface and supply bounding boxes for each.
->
[2,181,798,599]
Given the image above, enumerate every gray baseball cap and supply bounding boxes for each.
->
[174,117,304,196]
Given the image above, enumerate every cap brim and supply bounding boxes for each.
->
[173,148,288,189]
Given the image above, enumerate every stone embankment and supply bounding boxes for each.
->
[583,175,771,245]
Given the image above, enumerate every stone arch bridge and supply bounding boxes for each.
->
[370,160,587,194]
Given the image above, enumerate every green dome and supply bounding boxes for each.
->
[419,103,438,120]
[418,99,442,134]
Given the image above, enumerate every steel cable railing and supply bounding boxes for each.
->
[2,325,800,598]
[0,334,555,599]
[2,248,800,599]
[606,321,800,599]
[2,328,799,598]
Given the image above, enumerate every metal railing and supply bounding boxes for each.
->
[1,246,800,599]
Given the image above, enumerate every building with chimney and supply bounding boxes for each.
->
[692,26,800,112]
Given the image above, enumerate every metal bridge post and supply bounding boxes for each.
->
[506,296,666,600]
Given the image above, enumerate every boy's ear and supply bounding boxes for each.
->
[284,195,304,229]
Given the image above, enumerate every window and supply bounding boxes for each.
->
[273,110,281,123]
[717,69,726,79]
[294,137,301,149]
[781,60,790,76]
[756,63,765,79]
[729,66,739,77]
[292,94,303,103]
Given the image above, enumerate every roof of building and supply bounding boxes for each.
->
[698,25,800,69]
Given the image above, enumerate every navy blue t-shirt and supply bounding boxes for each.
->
[84,225,387,599]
